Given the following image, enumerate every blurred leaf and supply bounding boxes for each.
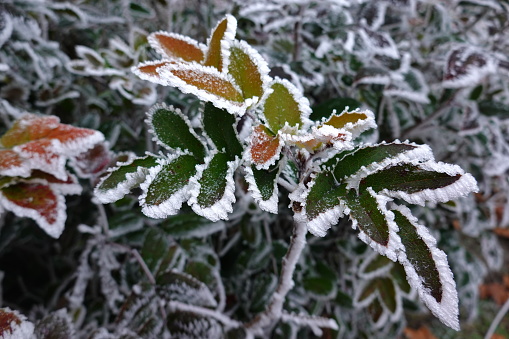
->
[35,309,75,339]
[149,33,204,62]
[160,213,225,239]
[156,270,217,307]
[478,100,509,117]
[311,97,362,121]
[141,228,170,273]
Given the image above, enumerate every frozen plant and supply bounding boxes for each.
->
[94,15,478,335]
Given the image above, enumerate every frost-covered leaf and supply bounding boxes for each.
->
[392,205,459,330]
[0,182,65,238]
[156,270,217,308]
[354,67,391,86]
[227,40,269,100]
[132,60,174,85]
[0,12,13,49]
[322,108,376,138]
[167,311,223,339]
[355,277,400,321]
[146,104,206,160]
[361,1,388,30]
[261,79,311,132]
[360,162,478,206]
[0,308,35,339]
[442,46,496,88]
[245,125,283,170]
[345,188,400,261]
[188,152,238,222]
[161,213,225,239]
[95,155,159,204]
[140,155,199,218]
[141,228,171,273]
[244,162,281,214]
[35,309,75,339]
[202,103,243,159]
[359,28,399,59]
[0,149,30,178]
[204,15,237,71]
[156,63,247,115]
[384,69,430,104]
[310,97,362,122]
[0,114,104,180]
[70,143,112,179]
[359,252,394,279]
[148,31,205,63]
[478,100,509,117]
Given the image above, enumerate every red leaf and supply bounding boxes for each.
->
[149,32,205,62]
[0,182,66,238]
[248,125,282,169]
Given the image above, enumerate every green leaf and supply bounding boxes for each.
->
[323,142,421,181]
[245,162,280,213]
[346,190,390,247]
[304,170,347,223]
[228,41,267,100]
[262,79,307,132]
[310,97,362,121]
[156,270,217,307]
[160,213,225,238]
[147,104,206,160]
[377,277,397,314]
[202,103,242,159]
[189,152,237,221]
[141,154,199,218]
[95,155,159,204]
[141,228,170,273]
[303,276,337,300]
[250,274,277,312]
[360,163,461,195]
[478,100,509,117]
[393,209,441,303]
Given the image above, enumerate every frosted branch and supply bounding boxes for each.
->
[167,300,241,329]
[281,311,339,336]
[484,296,509,339]
[245,220,308,334]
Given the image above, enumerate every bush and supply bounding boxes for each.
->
[0,1,508,338]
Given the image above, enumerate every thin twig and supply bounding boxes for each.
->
[168,300,241,329]
[245,221,308,334]
[484,297,509,339]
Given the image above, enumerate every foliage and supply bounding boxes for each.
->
[0,1,508,339]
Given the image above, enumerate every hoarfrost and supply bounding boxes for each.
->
[358,27,400,59]
[244,165,280,214]
[0,308,35,339]
[442,46,497,88]
[392,205,460,331]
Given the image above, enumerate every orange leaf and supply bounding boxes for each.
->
[149,32,205,62]
[479,282,509,305]
[324,112,368,129]
[493,227,509,239]
[249,125,282,169]
[0,150,29,177]
[204,15,236,71]
[0,182,65,238]
[1,114,60,147]
[403,326,438,339]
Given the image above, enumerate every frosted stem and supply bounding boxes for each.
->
[245,220,308,334]
[281,311,339,336]
[168,300,241,329]
[484,296,509,339]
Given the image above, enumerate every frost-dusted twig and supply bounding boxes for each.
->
[131,249,155,285]
[245,221,308,334]
[484,296,509,339]
[281,311,339,336]
[167,300,241,329]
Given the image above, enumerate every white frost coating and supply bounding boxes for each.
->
[358,28,400,59]
[188,154,239,222]
[380,161,479,206]
[244,126,283,170]
[288,172,347,237]
[224,39,272,93]
[208,14,237,72]
[392,205,460,331]
[0,12,13,49]
[139,156,194,219]
[131,60,171,86]
[358,250,394,280]
[145,103,205,153]
[352,189,401,262]
[322,108,377,139]
[345,141,434,191]
[148,31,206,61]
[442,46,497,88]
[0,188,66,239]
[259,77,312,127]
[156,63,248,116]
[94,153,151,204]
[244,164,280,214]
[0,307,35,339]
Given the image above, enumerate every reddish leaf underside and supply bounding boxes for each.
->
[0,150,23,171]
[204,17,230,71]
[250,125,281,166]
[2,183,59,225]
[167,67,244,102]
[0,309,21,335]
[152,33,204,62]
